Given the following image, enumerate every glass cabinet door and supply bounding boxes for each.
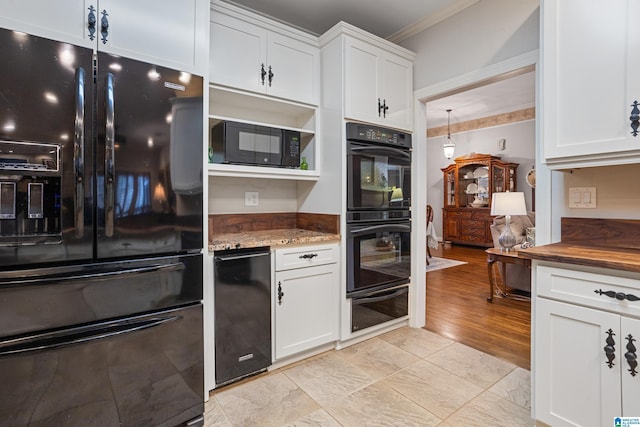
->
[443,167,456,207]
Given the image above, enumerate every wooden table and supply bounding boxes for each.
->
[486,247,532,302]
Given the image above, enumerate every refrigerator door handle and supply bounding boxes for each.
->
[74,67,85,238]
[0,315,180,356]
[1,262,185,286]
[105,73,115,237]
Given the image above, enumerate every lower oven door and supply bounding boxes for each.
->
[351,285,409,332]
[0,304,204,427]
[347,220,411,295]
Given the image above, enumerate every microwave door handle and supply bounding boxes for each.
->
[74,67,85,238]
[350,223,411,237]
[105,73,115,237]
[349,145,411,159]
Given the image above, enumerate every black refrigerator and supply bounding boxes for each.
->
[0,27,205,426]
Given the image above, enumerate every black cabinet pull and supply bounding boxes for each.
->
[604,329,616,368]
[277,281,284,305]
[87,5,97,41]
[260,64,267,85]
[631,100,640,137]
[378,98,382,117]
[268,66,274,87]
[594,289,640,302]
[382,99,389,118]
[299,253,318,260]
[626,334,638,377]
[100,9,109,44]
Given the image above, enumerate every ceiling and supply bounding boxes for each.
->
[222,0,536,128]
[425,70,536,129]
[224,0,477,41]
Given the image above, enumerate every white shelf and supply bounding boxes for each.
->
[209,85,316,132]
[207,163,319,181]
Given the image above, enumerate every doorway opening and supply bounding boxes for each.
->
[414,58,537,369]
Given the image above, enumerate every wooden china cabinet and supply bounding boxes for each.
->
[441,153,518,247]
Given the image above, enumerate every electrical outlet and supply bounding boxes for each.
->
[498,138,506,150]
[244,191,259,207]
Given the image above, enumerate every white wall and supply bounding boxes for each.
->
[208,176,298,214]
[553,164,640,220]
[400,0,540,89]
[426,119,536,238]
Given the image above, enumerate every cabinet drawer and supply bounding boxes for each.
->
[275,243,339,271]
[537,264,640,318]
[446,210,472,219]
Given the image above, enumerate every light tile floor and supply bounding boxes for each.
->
[204,327,534,426]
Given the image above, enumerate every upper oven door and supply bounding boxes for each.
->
[347,141,411,211]
[347,221,411,295]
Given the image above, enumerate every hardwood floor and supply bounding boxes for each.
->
[425,244,531,370]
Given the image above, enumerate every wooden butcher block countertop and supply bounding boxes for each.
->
[518,217,640,273]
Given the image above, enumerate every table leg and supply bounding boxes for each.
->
[500,262,507,297]
[487,256,495,302]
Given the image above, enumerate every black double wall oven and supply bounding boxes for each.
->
[0,28,205,426]
[346,122,412,333]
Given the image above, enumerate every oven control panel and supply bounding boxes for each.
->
[346,122,412,148]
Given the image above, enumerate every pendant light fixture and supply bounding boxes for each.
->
[442,109,456,159]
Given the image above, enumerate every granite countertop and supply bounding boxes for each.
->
[209,228,340,252]
[519,243,640,274]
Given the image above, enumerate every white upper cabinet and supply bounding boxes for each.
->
[95,0,208,74]
[0,0,93,48]
[210,2,320,106]
[0,0,208,74]
[542,0,640,168]
[342,29,414,131]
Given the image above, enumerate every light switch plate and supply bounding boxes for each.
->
[569,187,596,208]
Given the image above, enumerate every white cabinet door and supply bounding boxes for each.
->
[0,0,208,73]
[210,13,266,95]
[267,32,319,105]
[345,37,413,131]
[621,316,640,417]
[0,0,92,48]
[345,38,381,125]
[274,262,338,359]
[380,54,413,131]
[210,11,319,105]
[98,0,208,73]
[542,0,640,166]
[536,298,622,426]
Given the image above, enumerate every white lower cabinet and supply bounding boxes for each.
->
[274,243,339,360]
[534,264,640,426]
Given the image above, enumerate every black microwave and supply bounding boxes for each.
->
[211,121,301,168]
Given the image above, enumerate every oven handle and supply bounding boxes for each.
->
[349,223,411,237]
[0,262,185,287]
[353,286,409,305]
[214,251,270,262]
[348,145,411,159]
[0,315,180,356]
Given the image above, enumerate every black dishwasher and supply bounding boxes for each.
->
[214,247,272,386]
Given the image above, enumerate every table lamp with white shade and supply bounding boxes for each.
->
[490,191,527,251]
